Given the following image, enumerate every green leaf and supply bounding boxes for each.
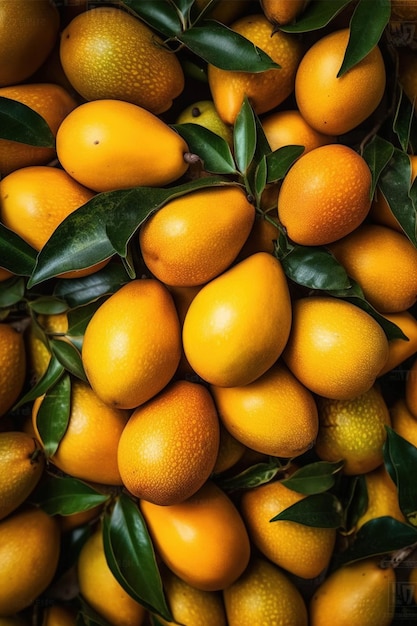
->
[281,461,344,495]
[0,96,55,146]
[28,177,228,287]
[0,223,37,276]
[337,0,390,76]
[177,20,280,71]
[383,427,417,523]
[342,474,369,532]
[254,156,268,206]
[234,97,257,176]
[266,145,304,183]
[50,338,87,382]
[0,276,25,308]
[14,355,64,409]
[271,492,344,528]
[362,135,394,198]
[331,517,417,569]
[279,0,352,33]
[172,123,237,174]
[215,457,285,492]
[35,373,71,458]
[32,474,109,516]
[120,0,182,37]
[66,301,103,340]
[377,148,417,246]
[77,598,115,626]
[280,245,352,291]
[28,296,68,315]
[393,87,417,153]
[103,494,172,621]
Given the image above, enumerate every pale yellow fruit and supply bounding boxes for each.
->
[176,100,233,147]
[309,558,396,626]
[0,323,26,418]
[223,557,308,626]
[210,361,319,459]
[240,479,336,579]
[182,252,292,387]
[82,279,182,409]
[0,507,60,616]
[60,7,184,115]
[355,465,406,531]
[77,526,146,626]
[0,431,44,520]
[315,385,391,475]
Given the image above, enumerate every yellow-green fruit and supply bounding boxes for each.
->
[240,479,336,579]
[315,385,391,475]
[77,526,146,626]
[139,186,255,287]
[56,99,189,192]
[0,507,60,616]
[309,558,396,626]
[60,7,184,115]
[182,252,292,387]
[0,324,26,418]
[223,557,308,626]
[0,431,44,520]
[176,100,233,147]
[82,279,182,409]
[0,0,60,86]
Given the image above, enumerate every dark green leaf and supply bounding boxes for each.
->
[53,262,131,308]
[383,427,417,523]
[175,0,195,20]
[103,494,172,621]
[331,517,417,569]
[66,301,104,339]
[266,145,304,183]
[32,474,109,516]
[342,474,369,532]
[377,148,417,246]
[279,0,352,33]
[281,461,344,495]
[271,492,344,527]
[172,123,237,174]
[254,156,268,206]
[14,355,64,408]
[393,87,417,153]
[177,20,280,71]
[0,223,37,276]
[362,135,394,198]
[215,457,285,492]
[77,598,115,626]
[234,97,257,175]
[28,296,68,315]
[280,246,352,290]
[0,276,25,308]
[35,373,71,457]
[28,177,228,287]
[50,338,87,382]
[120,0,182,37]
[337,0,390,76]
[0,96,54,146]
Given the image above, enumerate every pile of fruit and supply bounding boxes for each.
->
[2,0,417,624]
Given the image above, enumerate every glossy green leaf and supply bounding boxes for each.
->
[270,492,344,528]
[175,0,195,20]
[32,474,109,516]
[362,134,395,197]
[53,262,131,308]
[281,461,344,495]
[216,457,285,492]
[0,276,25,308]
[0,223,37,276]
[35,373,71,457]
[342,474,369,532]
[279,0,352,33]
[103,494,172,621]
[177,20,280,71]
[280,246,352,291]
[393,87,417,153]
[28,296,68,315]
[377,148,417,246]
[234,97,257,175]
[266,145,304,183]
[172,123,237,174]
[50,338,87,382]
[28,177,229,287]
[383,427,417,523]
[120,0,182,37]
[331,516,417,569]
[0,96,54,146]
[66,301,104,340]
[337,0,390,76]
[14,355,64,408]
[254,156,268,206]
